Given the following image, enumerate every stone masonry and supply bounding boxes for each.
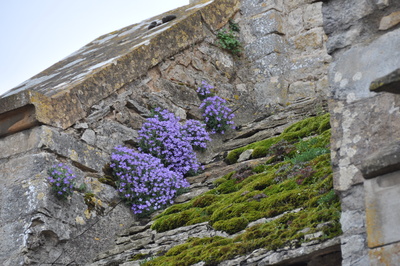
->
[0,0,333,264]
[322,0,400,265]
[2,0,399,265]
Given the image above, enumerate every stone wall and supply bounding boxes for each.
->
[0,0,333,265]
[322,0,400,265]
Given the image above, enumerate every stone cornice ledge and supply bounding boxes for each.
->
[360,141,400,179]
[0,0,239,137]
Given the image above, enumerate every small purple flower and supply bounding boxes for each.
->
[138,109,208,176]
[111,146,190,215]
[200,95,235,134]
[197,81,215,100]
[47,163,76,200]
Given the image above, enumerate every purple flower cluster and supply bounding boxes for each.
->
[197,81,215,100]
[47,163,76,199]
[200,95,235,134]
[110,146,189,214]
[182,119,211,150]
[138,108,210,176]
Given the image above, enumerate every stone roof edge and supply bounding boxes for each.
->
[0,0,239,134]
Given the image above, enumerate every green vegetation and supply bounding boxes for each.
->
[137,113,341,266]
[226,113,330,164]
[217,20,242,56]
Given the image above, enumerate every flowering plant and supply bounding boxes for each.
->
[47,163,76,199]
[197,81,215,100]
[200,95,235,134]
[181,119,211,151]
[138,108,209,176]
[110,146,189,215]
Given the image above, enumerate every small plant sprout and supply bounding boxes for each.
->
[216,20,241,56]
[47,163,76,200]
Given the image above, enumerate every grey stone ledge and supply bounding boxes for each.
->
[370,68,400,94]
[360,140,400,179]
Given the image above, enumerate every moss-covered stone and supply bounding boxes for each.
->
[145,114,340,265]
[213,217,249,234]
[226,113,331,164]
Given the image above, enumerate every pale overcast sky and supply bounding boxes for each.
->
[0,0,188,96]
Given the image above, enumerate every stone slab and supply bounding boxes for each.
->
[329,28,400,102]
[329,93,400,191]
[250,10,284,37]
[379,10,400,31]
[241,0,284,17]
[360,141,400,179]
[370,68,400,95]
[365,170,400,248]
[0,0,237,131]
[369,242,400,265]
[0,125,108,172]
[245,34,285,61]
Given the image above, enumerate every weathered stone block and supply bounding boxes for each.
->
[288,52,330,82]
[325,24,362,54]
[283,0,316,11]
[322,0,375,35]
[303,2,324,30]
[329,28,400,102]
[290,27,325,52]
[0,126,109,171]
[94,120,138,152]
[379,10,400,31]
[340,234,368,264]
[365,170,400,248]
[252,53,286,80]
[241,0,284,17]
[375,0,390,9]
[288,81,316,102]
[286,7,304,37]
[253,77,288,106]
[250,10,284,37]
[369,242,400,265]
[245,34,285,61]
[82,129,96,145]
[200,0,240,31]
[360,141,400,179]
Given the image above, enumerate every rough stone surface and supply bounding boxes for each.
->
[360,141,400,179]
[364,170,400,248]
[329,28,400,102]
[370,68,400,94]
[323,0,400,264]
[379,10,400,30]
[0,0,336,264]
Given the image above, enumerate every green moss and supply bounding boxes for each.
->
[192,194,220,208]
[226,114,330,164]
[213,217,249,234]
[282,113,330,140]
[251,146,269,159]
[144,114,340,265]
[130,253,147,261]
[225,148,245,164]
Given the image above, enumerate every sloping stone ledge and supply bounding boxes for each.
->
[0,125,108,172]
[0,0,240,136]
